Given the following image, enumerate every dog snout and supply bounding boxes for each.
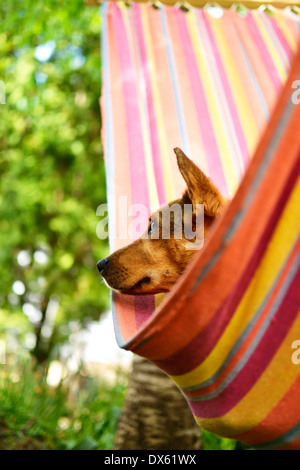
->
[97,257,109,274]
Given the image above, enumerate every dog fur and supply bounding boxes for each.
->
[97,148,227,295]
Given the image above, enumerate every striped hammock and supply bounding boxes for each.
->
[100,2,300,449]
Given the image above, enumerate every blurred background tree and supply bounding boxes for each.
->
[0,0,109,362]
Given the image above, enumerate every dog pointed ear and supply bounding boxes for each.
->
[174,147,226,217]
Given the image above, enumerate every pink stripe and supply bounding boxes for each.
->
[133,4,166,206]
[135,295,156,330]
[201,11,250,167]
[267,15,294,64]
[174,9,228,196]
[112,4,149,210]
[246,13,282,92]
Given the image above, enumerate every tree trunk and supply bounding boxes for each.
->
[114,356,202,450]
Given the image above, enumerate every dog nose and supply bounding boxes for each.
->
[97,257,109,273]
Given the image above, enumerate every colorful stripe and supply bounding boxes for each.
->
[101,2,300,449]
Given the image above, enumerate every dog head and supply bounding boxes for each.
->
[97,148,227,295]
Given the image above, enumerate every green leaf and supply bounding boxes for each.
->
[72,437,99,451]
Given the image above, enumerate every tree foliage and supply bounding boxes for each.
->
[0,0,109,361]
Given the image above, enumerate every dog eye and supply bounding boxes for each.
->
[148,220,156,234]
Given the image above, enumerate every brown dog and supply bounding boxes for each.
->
[97,148,227,295]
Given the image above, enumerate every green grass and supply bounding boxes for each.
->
[202,430,251,450]
[0,356,250,450]
[0,357,127,450]
[202,430,237,450]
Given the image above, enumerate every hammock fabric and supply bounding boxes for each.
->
[100,2,300,449]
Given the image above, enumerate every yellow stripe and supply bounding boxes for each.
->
[187,10,239,198]
[141,5,176,202]
[274,10,299,53]
[209,16,259,157]
[253,11,287,83]
[155,292,168,309]
[171,178,300,389]
[195,312,300,437]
